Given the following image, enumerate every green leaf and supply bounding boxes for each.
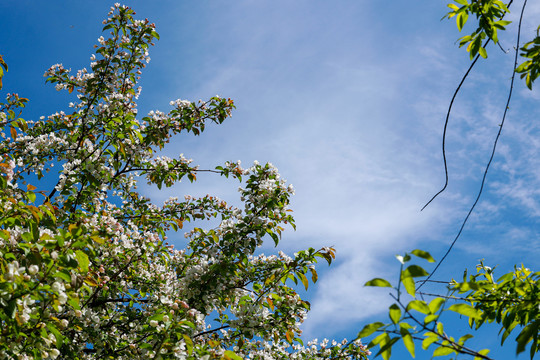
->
[370,332,389,346]
[469,36,482,59]
[407,300,431,314]
[150,30,160,40]
[309,267,318,283]
[433,344,455,357]
[357,322,385,338]
[428,298,445,314]
[27,191,36,203]
[54,270,72,283]
[422,332,439,350]
[526,74,533,90]
[375,336,399,360]
[436,322,444,335]
[46,322,64,348]
[474,349,490,360]
[424,314,438,325]
[458,334,473,346]
[457,11,468,31]
[400,327,415,358]
[478,47,488,59]
[516,323,536,354]
[389,304,401,324]
[496,272,514,283]
[448,303,481,319]
[501,318,518,345]
[402,275,416,297]
[75,250,89,272]
[182,334,193,355]
[410,249,435,263]
[365,278,392,288]
[298,272,309,290]
[404,265,429,278]
[448,3,459,11]
[223,350,243,360]
[4,299,16,318]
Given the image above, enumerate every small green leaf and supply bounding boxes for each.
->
[458,334,473,346]
[150,30,160,40]
[370,332,389,346]
[404,265,429,278]
[4,299,16,318]
[298,272,308,290]
[407,300,431,314]
[448,303,481,319]
[428,297,445,314]
[433,344,455,357]
[54,270,72,283]
[309,267,318,283]
[457,11,468,31]
[422,332,439,350]
[402,275,416,297]
[516,324,535,354]
[389,304,401,324]
[357,322,385,338]
[223,350,243,360]
[75,250,89,272]
[27,191,36,203]
[400,327,415,358]
[474,349,490,360]
[410,249,435,263]
[375,336,399,360]
[365,278,392,288]
[182,334,193,355]
[437,322,444,335]
[478,47,488,59]
[424,314,438,324]
[46,323,64,348]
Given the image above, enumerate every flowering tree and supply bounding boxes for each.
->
[0,5,371,360]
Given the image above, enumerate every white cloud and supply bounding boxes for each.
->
[138,0,540,344]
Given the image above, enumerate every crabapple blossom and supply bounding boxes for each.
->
[0,4,369,360]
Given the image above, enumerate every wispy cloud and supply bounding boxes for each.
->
[137,0,540,342]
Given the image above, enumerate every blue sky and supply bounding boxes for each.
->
[2,1,540,358]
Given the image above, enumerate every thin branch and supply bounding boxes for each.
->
[421,50,483,211]
[193,325,230,338]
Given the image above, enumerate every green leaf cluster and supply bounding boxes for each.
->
[445,0,511,59]
[516,26,540,89]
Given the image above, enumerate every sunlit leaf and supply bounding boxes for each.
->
[410,249,435,263]
[400,327,415,358]
[433,345,455,357]
[389,304,401,324]
[365,278,392,288]
[357,322,385,338]
[407,300,431,314]
[448,304,481,319]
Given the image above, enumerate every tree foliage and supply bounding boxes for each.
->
[360,0,540,359]
[362,253,539,359]
[0,5,371,359]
